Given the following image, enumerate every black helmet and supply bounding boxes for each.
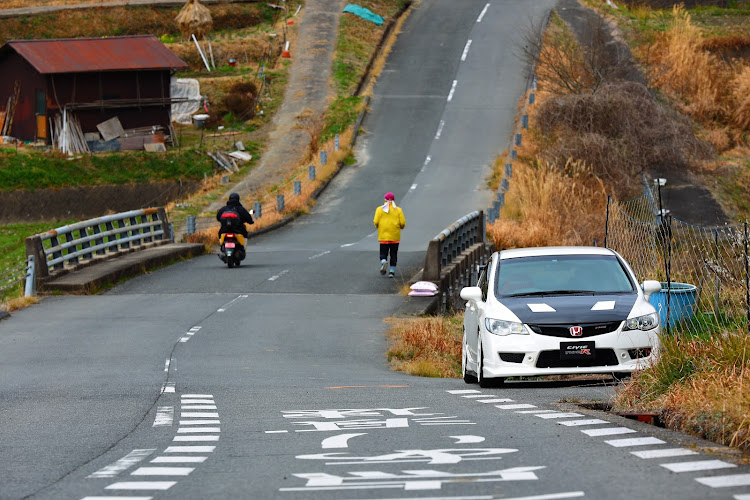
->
[228,192,240,203]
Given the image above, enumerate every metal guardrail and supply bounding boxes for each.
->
[25,207,171,284]
[423,211,492,313]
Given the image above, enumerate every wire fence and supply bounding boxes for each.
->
[605,178,750,337]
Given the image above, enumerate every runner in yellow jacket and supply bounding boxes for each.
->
[373,192,406,278]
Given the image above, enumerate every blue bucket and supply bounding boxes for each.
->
[648,282,697,327]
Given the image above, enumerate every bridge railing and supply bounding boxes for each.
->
[422,211,493,313]
[25,207,171,284]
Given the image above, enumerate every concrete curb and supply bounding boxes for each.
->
[40,243,206,294]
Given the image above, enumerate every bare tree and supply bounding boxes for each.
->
[521,11,629,95]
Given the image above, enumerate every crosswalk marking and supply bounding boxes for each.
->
[105,482,176,490]
[477,398,515,403]
[151,456,207,463]
[179,420,220,425]
[164,446,216,453]
[535,413,584,419]
[696,473,750,488]
[499,404,539,410]
[131,467,194,476]
[172,435,220,442]
[81,497,153,500]
[604,437,665,447]
[181,405,218,410]
[661,460,736,473]
[446,390,481,394]
[557,419,609,427]
[581,427,636,437]
[177,427,221,433]
[631,448,699,459]
[181,412,219,418]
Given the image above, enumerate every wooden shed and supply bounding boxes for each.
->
[0,35,188,147]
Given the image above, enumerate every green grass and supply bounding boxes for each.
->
[0,150,215,191]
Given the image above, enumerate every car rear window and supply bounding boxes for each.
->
[494,254,635,297]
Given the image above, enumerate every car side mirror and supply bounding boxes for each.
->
[642,280,662,300]
[460,286,483,302]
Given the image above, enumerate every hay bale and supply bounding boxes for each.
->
[176,0,213,40]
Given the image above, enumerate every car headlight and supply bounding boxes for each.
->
[623,312,659,331]
[485,318,528,336]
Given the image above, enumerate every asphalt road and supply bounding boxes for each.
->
[1,1,749,499]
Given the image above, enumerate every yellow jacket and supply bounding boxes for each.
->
[373,203,406,243]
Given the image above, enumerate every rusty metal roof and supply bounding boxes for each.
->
[2,35,187,74]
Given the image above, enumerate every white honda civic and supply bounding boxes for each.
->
[460,246,663,387]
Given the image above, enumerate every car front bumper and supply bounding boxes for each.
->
[480,328,660,378]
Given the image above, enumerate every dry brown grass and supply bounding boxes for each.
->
[385,314,463,378]
[0,295,38,312]
[647,6,750,147]
[487,159,607,250]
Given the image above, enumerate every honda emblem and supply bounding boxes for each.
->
[570,326,583,337]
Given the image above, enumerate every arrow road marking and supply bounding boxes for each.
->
[321,433,367,449]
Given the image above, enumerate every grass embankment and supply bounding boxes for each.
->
[385,3,750,454]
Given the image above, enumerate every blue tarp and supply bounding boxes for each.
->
[343,4,384,26]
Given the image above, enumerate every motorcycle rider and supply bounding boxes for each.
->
[216,192,254,262]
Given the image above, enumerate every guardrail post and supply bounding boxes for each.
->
[522,114,528,129]
[515,133,522,146]
[423,239,441,281]
[511,149,517,160]
[254,202,262,218]
[294,181,302,196]
[25,235,47,279]
[505,163,512,178]
[308,165,316,181]
[24,255,36,297]
[277,194,285,212]
[335,134,340,151]
[320,151,327,165]
[158,208,170,242]
[186,215,196,236]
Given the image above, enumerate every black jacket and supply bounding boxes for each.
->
[216,200,254,236]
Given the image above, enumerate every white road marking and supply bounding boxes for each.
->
[105,482,176,490]
[181,405,217,410]
[87,449,155,478]
[151,456,207,463]
[340,243,356,247]
[81,497,153,500]
[477,3,489,22]
[604,437,665,447]
[217,294,248,312]
[516,410,555,413]
[309,250,331,260]
[368,493,585,500]
[160,383,175,394]
[447,81,458,102]
[410,183,417,191]
[557,419,609,427]
[182,394,213,398]
[661,460,736,473]
[581,427,636,437]
[131,467,194,476]
[179,337,190,342]
[534,413,583,419]
[163,359,170,372]
[497,404,538,410]
[696,474,750,488]
[181,412,219,418]
[180,420,220,425]
[421,155,432,172]
[172,435,220,442]
[461,39,472,61]
[268,269,290,281]
[265,430,289,433]
[447,390,481,394]
[153,407,174,427]
[181,400,214,404]
[321,433,367,449]
[631,448,698,459]
[435,119,445,139]
[164,446,216,453]
[177,427,221,433]
[450,435,485,444]
[476,398,514,403]
[734,494,750,499]
[461,394,493,398]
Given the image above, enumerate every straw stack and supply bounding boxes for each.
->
[176,0,213,40]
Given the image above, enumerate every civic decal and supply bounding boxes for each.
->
[591,301,616,311]
[527,303,556,312]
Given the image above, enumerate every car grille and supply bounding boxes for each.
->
[499,352,525,363]
[536,349,619,368]
[528,321,622,338]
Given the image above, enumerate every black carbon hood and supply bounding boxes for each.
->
[499,294,638,324]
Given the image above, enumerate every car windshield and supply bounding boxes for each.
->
[494,254,635,297]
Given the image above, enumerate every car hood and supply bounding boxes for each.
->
[498,293,638,324]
